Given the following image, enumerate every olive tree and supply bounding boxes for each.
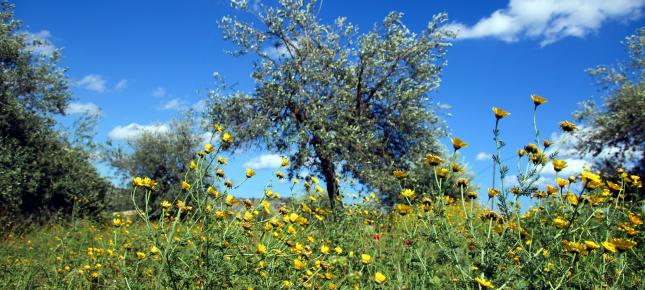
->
[210,0,453,208]
[574,27,645,176]
[0,1,110,227]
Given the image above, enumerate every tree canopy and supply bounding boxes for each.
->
[0,1,109,227]
[209,0,453,207]
[574,27,645,176]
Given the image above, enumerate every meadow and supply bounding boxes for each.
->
[0,96,642,290]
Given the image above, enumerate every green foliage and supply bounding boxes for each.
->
[0,1,109,228]
[575,27,645,176]
[210,0,453,207]
[105,112,204,215]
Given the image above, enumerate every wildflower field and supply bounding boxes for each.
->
[1,97,642,290]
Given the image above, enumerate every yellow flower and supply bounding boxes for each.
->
[395,204,412,216]
[543,139,554,148]
[475,277,495,289]
[361,254,372,264]
[400,189,415,199]
[393,170,407,178]
[182,181,191,191]
[160,200,172,210]
[216,169,225,177]
[559,121,577,132]
[213,124,223,132]
[293,258,305,270]
[225,195,237,206]
[374,272,387,284]
[602,241,617,253]
[628,212,643,226]
[224,180,233,188]
[222,132,234,143]
[257,244,267,254]
[609,238,637,251]
[190,160,197,171]
[334,246,343,255]
[584,241,600,250]
[150,245,161,255]
[136,252,146,260]
[246,168,256,178]
[320,245,331,255]
[207,186,220,198]
[451,137,468,150]
[580,171,602,189]
[282,280,292,288]
[492,107,510,119]
[531,94,547,106]
[281,157,289,167]
[556,178,569,188]
[204,143,215,153]
[562,240,587,254]
[217,156,228,165]
[552,160,567,172]
[276,171,285,179]
[553,217,570,229]
[487,188,500,198]
[424,154,444,166]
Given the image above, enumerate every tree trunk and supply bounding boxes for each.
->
[319,155,338,209]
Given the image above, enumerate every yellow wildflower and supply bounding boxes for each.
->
[559,121,577,132]
[492,107,510,119]
[531,94,547,106]
[475,277,494,289]
[374,272,387,284]
[361,254,372,264]
[451,137,468,150]
[552,160,567,172]
[400,189,415,199]
[222,132,233,143]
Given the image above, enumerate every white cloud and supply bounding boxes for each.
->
[162,98,183,110]
[437,102,452,110]
[244,154,283,170]
[76,74,107,93]
[530,126,643,181]
[191,99,207,112]
[65,102,100,115]
[445,0,645,46]
[24,30,55,56]
[152,87,167,98]
[108,123,169,140]
[115,79,128,90]
[476,152,493,161]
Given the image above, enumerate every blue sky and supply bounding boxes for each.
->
[14,0,645,200]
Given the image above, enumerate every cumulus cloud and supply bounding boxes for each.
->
[476,152,493,161]
[24,30,56,56]
[445,0,645,46]
[115,79,128,90]
[244,154,283,170]
[65,102,100,115]
[162,98,183,110]
[76,74,107,93]
[152,87,167,98]
[108,123,169,140]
